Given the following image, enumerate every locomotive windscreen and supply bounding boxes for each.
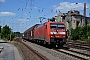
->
[50,24,65,29]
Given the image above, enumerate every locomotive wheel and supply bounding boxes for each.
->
[35,39,37,43]
[43,41,46,45]
[58,43,64,48]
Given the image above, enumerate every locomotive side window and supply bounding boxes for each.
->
[50,24,65,29]
[36,24,43,28]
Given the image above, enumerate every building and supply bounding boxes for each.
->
[55,10,90,30]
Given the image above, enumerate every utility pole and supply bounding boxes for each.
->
[0,21,1,39]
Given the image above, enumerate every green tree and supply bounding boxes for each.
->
[1,25,15,41]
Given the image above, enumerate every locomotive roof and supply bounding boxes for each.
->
[23,24,39,33]
[44,21,65,24]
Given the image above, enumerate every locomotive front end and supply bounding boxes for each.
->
[50,22,67,47]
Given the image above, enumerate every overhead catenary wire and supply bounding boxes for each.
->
[12,0,68,21]
[33,0,55,17]
[12,0,77,30]
[15,0,60,20]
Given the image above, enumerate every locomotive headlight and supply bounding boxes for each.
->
[59,32,65,34]
[50,32,57,34]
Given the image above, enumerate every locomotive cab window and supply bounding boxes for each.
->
[50,24,65,29]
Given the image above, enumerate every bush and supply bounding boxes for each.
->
[69,25,90,42]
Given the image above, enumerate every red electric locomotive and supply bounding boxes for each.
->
[22,21,67,47]
[34,21,67,47]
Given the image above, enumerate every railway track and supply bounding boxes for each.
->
[67,41,90,51]
[53,41,90,60]
[70,45,90,51]
[53,48,90,60]
[68,48,90,57]
[17,39,49,60]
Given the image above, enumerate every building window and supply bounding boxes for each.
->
[74,20,75,23]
